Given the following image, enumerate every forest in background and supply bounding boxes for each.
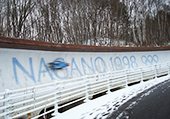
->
[0,0,170,47]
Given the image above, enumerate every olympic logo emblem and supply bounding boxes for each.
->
[141,55,159,66]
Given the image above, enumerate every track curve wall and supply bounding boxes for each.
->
[0,37,170,92]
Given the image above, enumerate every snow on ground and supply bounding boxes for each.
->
[52,75,170,119]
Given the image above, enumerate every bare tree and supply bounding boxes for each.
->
[0,0,169,47]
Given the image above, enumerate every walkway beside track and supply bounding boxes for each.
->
[107,79,170,119]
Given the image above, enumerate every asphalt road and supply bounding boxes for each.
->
[107,79,170,119]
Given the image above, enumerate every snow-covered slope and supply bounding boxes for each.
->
[52,75,170,119]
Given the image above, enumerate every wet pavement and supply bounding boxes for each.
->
[107,79,170,119]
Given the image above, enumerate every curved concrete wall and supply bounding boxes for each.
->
[0,48,170,92]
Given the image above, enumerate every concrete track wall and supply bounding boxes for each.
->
[1,47,170,92]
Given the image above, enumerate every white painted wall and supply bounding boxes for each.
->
[0,48,170,92]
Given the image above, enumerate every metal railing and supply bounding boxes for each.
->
[0,62,170,119]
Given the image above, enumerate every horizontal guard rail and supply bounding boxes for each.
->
[0,62,170,119]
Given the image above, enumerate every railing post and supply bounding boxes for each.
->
[52,81,59,117]
[125,70,128,87]
[84,76,89,102]
[32,87,36,109]
[155,65,157,79]
[140,67,144,83]
[107,71,111,94]
[4,89,10,119]
[167,63,170,75]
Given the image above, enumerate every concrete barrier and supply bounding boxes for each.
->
[1,47,170,92]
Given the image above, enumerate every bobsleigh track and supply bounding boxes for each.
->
[1,37,170,119]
